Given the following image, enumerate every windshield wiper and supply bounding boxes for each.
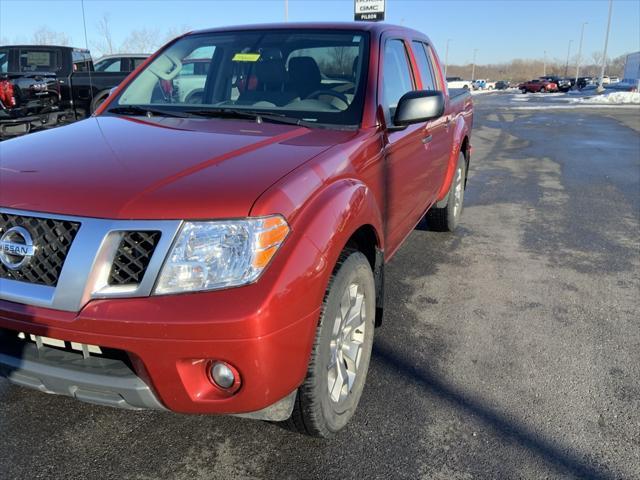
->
[107,105,190,118]
[187,108,316,127]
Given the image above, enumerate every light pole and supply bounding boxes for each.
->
[575,22,588,87]
[543,50,547,76]
[471,48,478,82]
[564,40,573,77]
[597,0,613,93]
[444,38,452,76]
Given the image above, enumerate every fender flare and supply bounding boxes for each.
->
[294,178,384,265]
[295,179,386,325]
[435,115,470,202]
[258,178,384,322]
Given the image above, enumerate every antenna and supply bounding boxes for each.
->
[80,0,95,112]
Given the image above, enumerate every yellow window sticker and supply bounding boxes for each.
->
[232,53,261,62]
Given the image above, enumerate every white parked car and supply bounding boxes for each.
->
[446,76,472,90]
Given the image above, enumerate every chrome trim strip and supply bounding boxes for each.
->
[0,208,182,312]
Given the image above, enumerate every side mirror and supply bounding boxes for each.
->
[393,90,445,127]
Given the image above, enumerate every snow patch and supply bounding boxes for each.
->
[571,92,640,105]
[470,89,494,96]
[511,104,639,110]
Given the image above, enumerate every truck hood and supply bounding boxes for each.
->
[0,116,351,219]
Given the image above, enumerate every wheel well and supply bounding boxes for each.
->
[91,90,111,112]
[461,135,470,168]
[345,225,378,271]
[345,225,384,327]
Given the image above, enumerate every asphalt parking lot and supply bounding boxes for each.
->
[1,92,639,480]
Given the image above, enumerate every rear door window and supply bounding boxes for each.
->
[132,58,147,69]
[411,41,437,91]
[96,58,122,72]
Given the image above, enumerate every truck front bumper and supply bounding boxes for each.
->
[0,291,322,418]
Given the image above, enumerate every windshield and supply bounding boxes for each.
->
[112,29,370,127]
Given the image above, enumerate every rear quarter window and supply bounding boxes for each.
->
[19,49,62,72]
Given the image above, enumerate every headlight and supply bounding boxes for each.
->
[154,216,289,294]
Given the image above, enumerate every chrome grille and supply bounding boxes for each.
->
[0,213,80,286]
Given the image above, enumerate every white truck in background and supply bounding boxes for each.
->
[446,76,472,90]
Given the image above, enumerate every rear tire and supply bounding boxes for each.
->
[90,92,109,113]
[521,88,527,94]
[285,250,375,437]
[426,152,467,232]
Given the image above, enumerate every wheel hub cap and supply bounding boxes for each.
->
[453,166,464,218]
[327,282,366,404]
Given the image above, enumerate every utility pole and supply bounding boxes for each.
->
[284,0,288,21]
[597,0,613,93]
[444,39,452,76]
[471,48,478,81]
[543,50,547,76]
[575,22,588,87]
[564,40,573,77]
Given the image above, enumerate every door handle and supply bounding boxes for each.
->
[422,134,433,144]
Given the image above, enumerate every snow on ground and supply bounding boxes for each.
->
[570,92,640,105]
[470,89,494,96]
[510,103,639,110]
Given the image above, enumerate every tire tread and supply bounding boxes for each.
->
[284,249,359,437]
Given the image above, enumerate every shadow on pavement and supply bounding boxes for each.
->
[372,340,619,480]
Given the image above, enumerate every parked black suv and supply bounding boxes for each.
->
[0,45,132,138]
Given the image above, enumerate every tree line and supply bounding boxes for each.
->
[446,54,628,83]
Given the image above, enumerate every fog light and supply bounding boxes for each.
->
[210,361,237,389]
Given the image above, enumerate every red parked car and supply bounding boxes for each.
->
[518,78,558,93]
[0,23,473,437]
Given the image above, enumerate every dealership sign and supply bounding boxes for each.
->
[354,0,385,22]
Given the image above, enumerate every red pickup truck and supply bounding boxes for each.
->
[0,23,473,437]
[518,78,558,93]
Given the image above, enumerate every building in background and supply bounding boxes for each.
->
[623,52,640,86]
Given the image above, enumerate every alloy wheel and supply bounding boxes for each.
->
[327,282,367,404]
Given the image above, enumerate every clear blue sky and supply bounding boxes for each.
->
[1,0,638,63]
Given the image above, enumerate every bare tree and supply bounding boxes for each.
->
[94,13,115,56]
[31,26,70,46]
[323,47,357,76]
[121,28,160,54]
[163,25,192,45]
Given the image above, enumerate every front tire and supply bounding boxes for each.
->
[426,152,467,232]
[286,251,375,437]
